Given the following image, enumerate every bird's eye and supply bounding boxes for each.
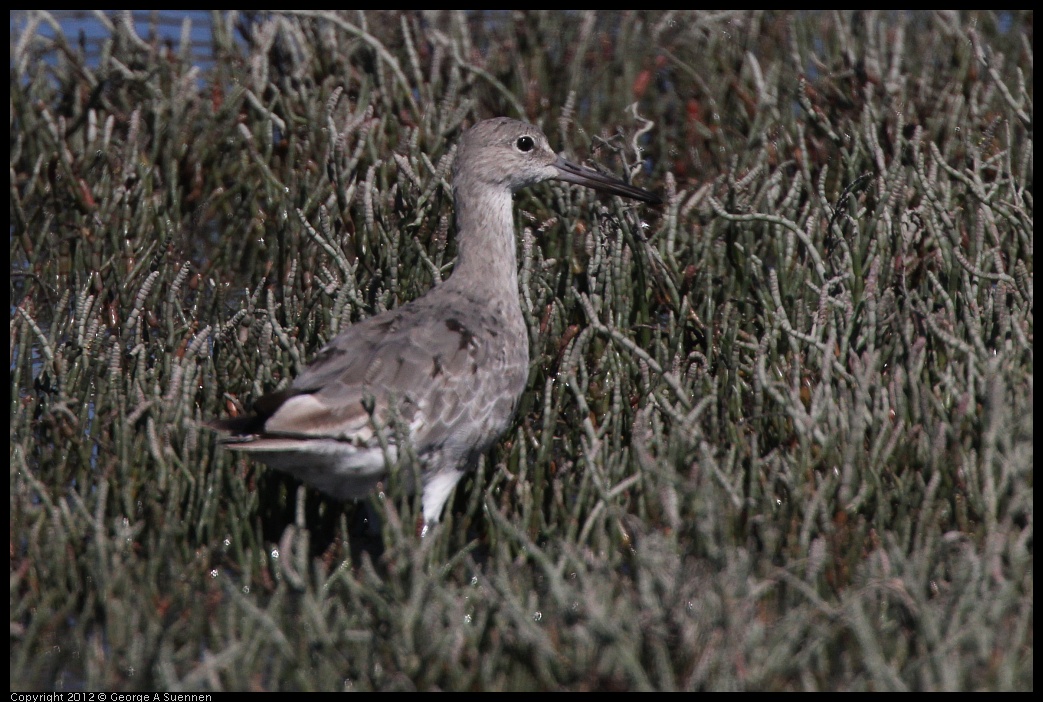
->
[516,136,535,152]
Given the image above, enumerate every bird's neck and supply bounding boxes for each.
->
[447,182,520,302]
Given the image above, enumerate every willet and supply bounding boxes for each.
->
[211,117,660,530]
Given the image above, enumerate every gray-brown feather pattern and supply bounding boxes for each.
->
[244,285,527,462]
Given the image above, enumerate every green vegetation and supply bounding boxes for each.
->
[10,10,1032,691]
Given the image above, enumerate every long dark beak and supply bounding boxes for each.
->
[553,156,662,205]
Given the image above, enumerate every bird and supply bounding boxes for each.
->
[211,117,660,531]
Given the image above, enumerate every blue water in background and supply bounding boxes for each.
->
[11,10,222,71]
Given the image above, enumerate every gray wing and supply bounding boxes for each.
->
[249,292,527,455]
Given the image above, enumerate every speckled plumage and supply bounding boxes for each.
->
[212,117,659,527]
